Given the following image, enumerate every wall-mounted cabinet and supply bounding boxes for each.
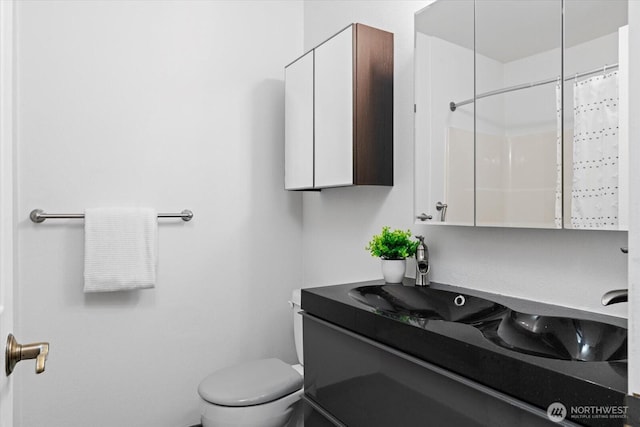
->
[285,23,394,190]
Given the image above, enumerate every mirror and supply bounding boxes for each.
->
[414,0,475,226]
[475,1,561,228]
[563,0,628,230]
[414,0,629,231]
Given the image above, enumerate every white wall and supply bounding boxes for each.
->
[15,1,303,426]
[302,0,430,286]
[302,0,628,317]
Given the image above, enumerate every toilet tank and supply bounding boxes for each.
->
[290,289,303,365]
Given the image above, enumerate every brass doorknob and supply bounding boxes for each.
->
[5,334,49,376]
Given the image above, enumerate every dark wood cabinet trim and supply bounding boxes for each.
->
[353,23,394,186]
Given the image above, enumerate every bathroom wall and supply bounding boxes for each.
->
[302,0,628,317]
[15,1,303,426]
[302,0,429,285]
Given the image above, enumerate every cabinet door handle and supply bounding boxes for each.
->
[436,202,448,222]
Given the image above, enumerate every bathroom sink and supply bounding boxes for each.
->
[348,285,508,324]
[348,285,627,362]
[479,311,627,362]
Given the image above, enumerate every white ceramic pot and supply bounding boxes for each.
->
[381,259,406,284]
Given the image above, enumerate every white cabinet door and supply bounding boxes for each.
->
[285,51,314,190]
[314,27,354,188]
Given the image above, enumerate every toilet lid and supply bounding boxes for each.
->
[198,358,303,407]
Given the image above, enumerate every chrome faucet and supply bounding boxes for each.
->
[415,235,430,286]
[602,289,627,306]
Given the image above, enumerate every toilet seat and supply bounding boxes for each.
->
[200,386,303,427]
[198,358,303,407]
[199,289,304,427]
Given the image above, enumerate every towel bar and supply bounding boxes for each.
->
[29,209,193,223]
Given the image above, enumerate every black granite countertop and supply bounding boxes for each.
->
[302,279,628,427]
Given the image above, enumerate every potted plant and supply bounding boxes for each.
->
[366,226,419,283]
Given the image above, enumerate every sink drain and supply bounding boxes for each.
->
[454,295,466,307]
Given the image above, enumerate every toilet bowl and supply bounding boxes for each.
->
[198,290,304,427]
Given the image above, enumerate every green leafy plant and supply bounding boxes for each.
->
[366,226,419,260]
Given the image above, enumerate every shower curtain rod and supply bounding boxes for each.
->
[449,63,619,112]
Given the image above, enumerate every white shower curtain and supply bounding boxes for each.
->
[571,71,619,229]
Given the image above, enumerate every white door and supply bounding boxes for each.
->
[0,0,15,424]
[1,4,51,424]
[314,25,354,188]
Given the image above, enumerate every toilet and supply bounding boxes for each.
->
[198,289,304,427]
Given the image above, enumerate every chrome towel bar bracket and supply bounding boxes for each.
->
[29,209,194,223]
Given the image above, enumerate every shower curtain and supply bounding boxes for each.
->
[571,71,619,229]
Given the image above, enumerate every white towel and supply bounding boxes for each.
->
[84,207,158,292]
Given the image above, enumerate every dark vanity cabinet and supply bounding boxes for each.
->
[303,314,560,427]
[301,281,627,427]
